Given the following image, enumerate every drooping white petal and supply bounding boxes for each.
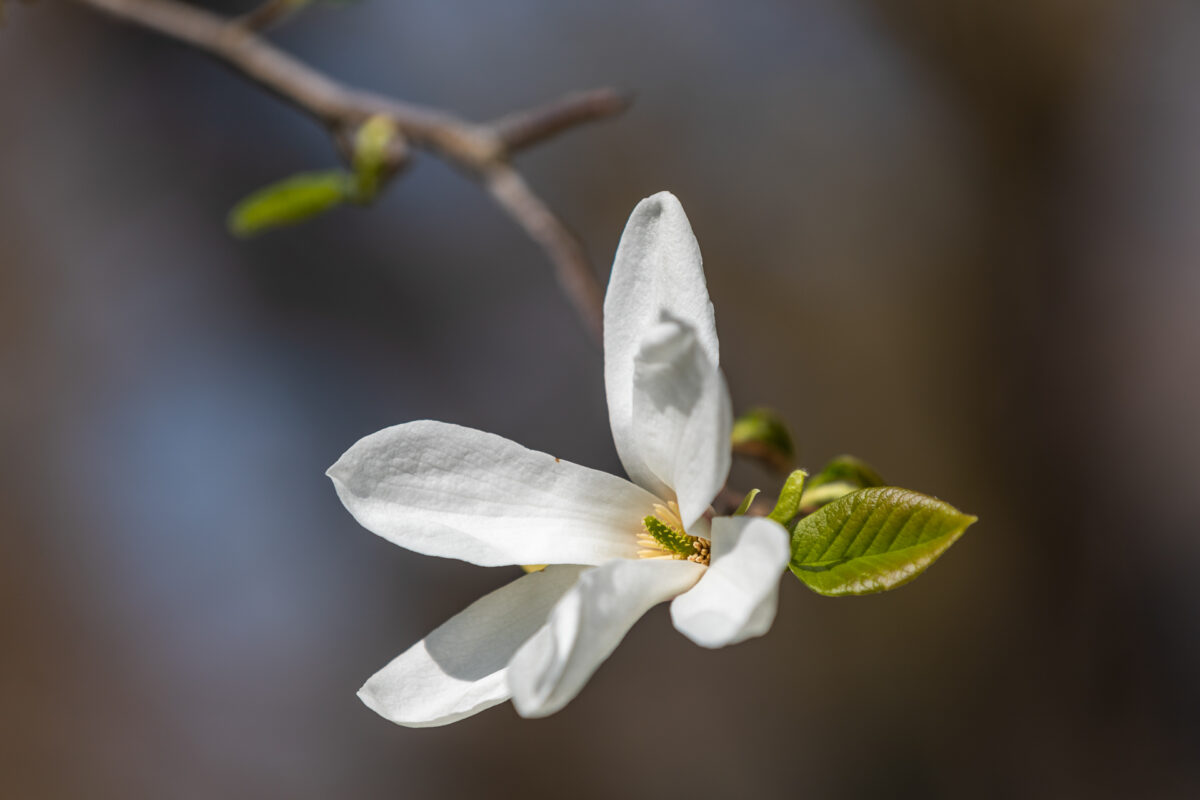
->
[630,315,732,529]
[359,565,587,728]
[605,192,720,496]
[507,557,703,718]
[328,421,655,567]
[670,516,791,648]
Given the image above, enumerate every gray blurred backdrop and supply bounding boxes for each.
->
[3,1,1199,798]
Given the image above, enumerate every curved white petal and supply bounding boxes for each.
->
[359,565,586,727]
[670,516,790,648]
[507,558,703,718]
[328,421,655,567]
[630,316,732,529]
[605,192,720,496]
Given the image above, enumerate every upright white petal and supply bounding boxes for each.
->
[359,566,587,727]
[507,558,703,718]
[629,315,732,529]
[328,421,654,567]
[670,516,791,648]
[605,192,719,496]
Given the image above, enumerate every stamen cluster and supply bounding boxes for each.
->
[638,501,711,566]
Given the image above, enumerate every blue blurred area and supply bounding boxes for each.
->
[2,1,1198,798]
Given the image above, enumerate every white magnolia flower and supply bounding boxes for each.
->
[328,192,791,726]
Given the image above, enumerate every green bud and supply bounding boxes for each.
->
[731,407,795,473]
[352,115,407,201]
[801,455,886,511]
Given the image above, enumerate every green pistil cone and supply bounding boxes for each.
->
[642,515,694,556]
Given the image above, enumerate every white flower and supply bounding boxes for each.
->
[328,192,791,726]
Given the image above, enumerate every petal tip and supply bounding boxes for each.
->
[356,678,387,718]
[325,452,356,491]
[667,607,726,650]
[510,694,555,720]
[632,190,683,220]
[356,674,467,729]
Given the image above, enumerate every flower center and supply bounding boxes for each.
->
[637,501,711,566]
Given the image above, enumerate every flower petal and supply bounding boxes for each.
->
[630,315,732,529]
[328,421,655,567]
[605,192,720,496]
[507,557,703,718]
[359,565,587,727]
[670,516,790,648]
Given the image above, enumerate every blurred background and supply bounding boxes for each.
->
[3,0,1199,797]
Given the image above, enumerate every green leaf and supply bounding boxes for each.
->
[732,488,760,516]
[789,487,976,596]
[228,170,354,237]
[800,454,886,510]
[731,407,795,472]
[768,470,808,525]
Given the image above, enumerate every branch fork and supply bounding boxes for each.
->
[73,0,631,342]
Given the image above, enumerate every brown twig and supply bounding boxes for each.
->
[493,89,633,153]
[71,0,627,344]
[483,165,604,340]
[235,0,304,32]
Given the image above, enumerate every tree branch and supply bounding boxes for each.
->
[492,89,633,154]
[483,165,605,341]
[71,0,628,344]
[236,0,305,33]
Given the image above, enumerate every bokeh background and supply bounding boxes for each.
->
[3,1,1199,797]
